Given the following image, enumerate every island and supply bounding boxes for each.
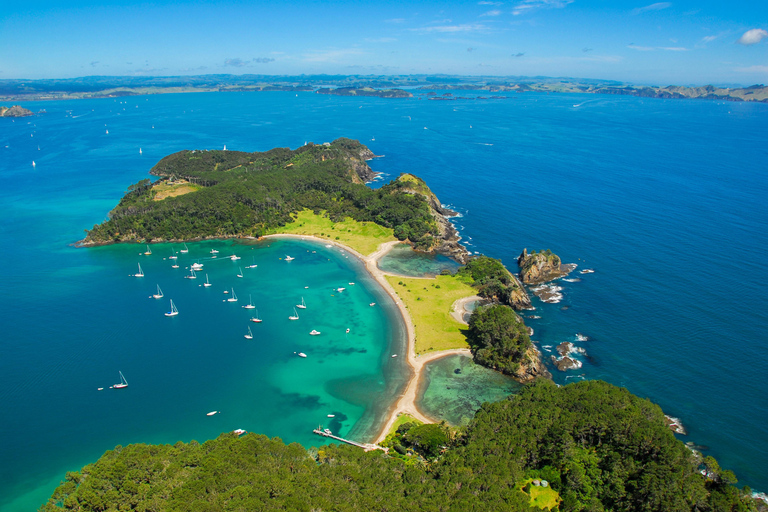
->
[315,87,412,98]
[0,105,33,117]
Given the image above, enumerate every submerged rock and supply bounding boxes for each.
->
[518,248,575,284]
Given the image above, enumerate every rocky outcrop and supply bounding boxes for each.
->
[506,273,533,310]
[0,105,33,117]
[518,248,573,284]
[514,346,551,382]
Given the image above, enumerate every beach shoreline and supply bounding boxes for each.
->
[263,234,474,444]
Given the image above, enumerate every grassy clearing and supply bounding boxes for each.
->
[265,209,396,256]
[384,414,422,440]
[152,181,202,201]
[386,274,476,354]
[518,479,562,510]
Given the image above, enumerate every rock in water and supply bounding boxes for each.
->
[517,248,574,284]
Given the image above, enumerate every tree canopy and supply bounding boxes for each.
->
[466,304,533,374]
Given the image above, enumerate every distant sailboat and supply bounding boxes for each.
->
[243,295,255,309]
[180,243,189,254]
[203,274,212,287]
[32,161,36,168]
[134,263,144,277]
[237,267,243,278]
[165,299,178,317]
[250,310,262,323]
[297,352,307,358]
[244,326,253,339]
[247,257,257,269]
[227,288,238,302]
[185,269,197,279]
[285,255,294,261]
[171,261,179,269]
[139,147,143,154]
[296,297,307,309]
[112,371,128,389]
[144,245,152,255]
[169,250,178,260]
[289,308,299,321]
[106,129,109,134]
[152,285,163,299]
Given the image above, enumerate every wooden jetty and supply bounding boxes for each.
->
[312,428,382,452]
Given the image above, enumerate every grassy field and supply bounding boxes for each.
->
[152,181,202,201]
[518,479,562,510]
[385,274,476,354]
[384,414,421,440]
[265,210,396,256]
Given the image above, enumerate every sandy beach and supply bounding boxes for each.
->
[264,234,475,444]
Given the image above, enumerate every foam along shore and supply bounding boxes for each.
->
[263,234,476,444]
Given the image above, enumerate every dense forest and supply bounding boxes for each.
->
[83,139,439,250]
[41,380,756,511]
[466,304,533,375]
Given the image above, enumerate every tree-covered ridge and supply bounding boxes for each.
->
[458,255,532,309]
[83,138,439,249]
[467,304,533,375]
[41,380,755,512]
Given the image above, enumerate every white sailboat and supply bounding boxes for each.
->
[112,371,128,389]
[243,295,255,309]
[289,307,299,320]
[237,267,243,278]
[185,269,197,279]
[171,261,179,269]
[191,261,203,270]
[229,254,240,261]
[227,288,238,302]
[285,255,295,261]
[152,285,163,299]
[169,250,178,260]
[144,245,152,255]
[180,243,189,253]
[250,310,262,323]
[247,257,257,269]
[204,274,212,287]
[165,299,178,316]
[296,297,307,309]
[244,326,253,339]
[134,263,144,277]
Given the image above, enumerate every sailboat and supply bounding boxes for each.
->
[250,310,263,323]
[289,308,299,321]
[237,267,243,278]
[32,160,36,168]
[112,371,128,389]
[171,261,179,269]
[180,243,189,254]
[185,269,197,279]
[203,274,212,287]
[134,263,144,277]
[285,255,294,261]
[169,250,178,260]
[144,245,152,255]
[247,257,257,269]
[191,261,203,270]
[243,295,255,309]
[165,299,178,316]
[227,288,238,302]
[244,326,253,339]
[152,285,163,299]
[139,147,142,155]
[296,297,307,309]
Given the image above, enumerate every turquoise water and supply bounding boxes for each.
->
[377,242,462,277]
[1,90,767,508]
[417,354,522,426]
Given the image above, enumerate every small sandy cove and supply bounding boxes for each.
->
[264,235,475,444]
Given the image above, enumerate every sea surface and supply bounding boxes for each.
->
[1,89,766,509]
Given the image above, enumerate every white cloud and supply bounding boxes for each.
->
[412,23,487,33]
[511,0,573,16]
[701,35,718,43]
[481,10,502,16]
[627,44,655,51]
[735,65,768,73]
[737,29,768,46]
[658,46,688,51]
[627,44,688,51]
[632,2,671,15]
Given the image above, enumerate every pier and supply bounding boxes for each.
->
[312,428,383,452]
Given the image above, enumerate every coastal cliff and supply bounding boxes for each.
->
[517,248,573,284]
[0,105,33,117]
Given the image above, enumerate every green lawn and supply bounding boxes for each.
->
[265,209,396,256]
[385,274,476,354]
[518,479,562,510]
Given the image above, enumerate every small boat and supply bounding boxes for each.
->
[106,129,109,134]
[349,282,355,286]
[227,288,238,302]
[139,148,142,154]
[579,268,595,274]
[324,428,332,435]
[369,302,376,307]
[180,243,189,253]
[285,255,294,261]
[391,354,398,358]
[250,311,263,323]
[289,308,299,321]
[244,326,253,339]
[169,251,178,260]
[297,352,307,358]
[237,267,243,278]
[32,161,36,168]
[203,274,212,287]
[112,371,128,389]
[247,258,257,269]
[171,262,179,269]
[233,429,247,436]
[134,263,144,277]
[229,254,240,261]
[327,414,335,418]
[296,297,307,309]
[346,328,350,333]
[165,299,179,317]
[336,287,345,292]
[144,245,152,255]
[206,411,219,416]
[309,330,321,336]
[152,284,163,299]
[191,261,203,270]
[185,269,197,279]
[210,248,219,254]
[243,295,256,309]
[97,387,103,391]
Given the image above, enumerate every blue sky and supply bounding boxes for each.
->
[1,0,767,85]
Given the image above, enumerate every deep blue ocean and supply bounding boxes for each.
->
[1,90,766,509]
